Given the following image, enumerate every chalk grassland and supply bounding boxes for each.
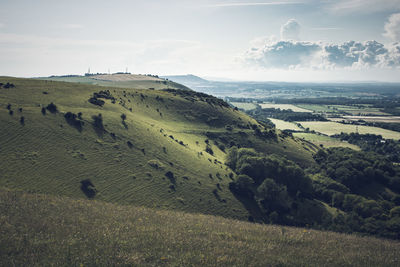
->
[1,188,399,267]
[293,132,360,150]
[0,77,314,221]
[40,74,189,90]
[296,104,389,115]
[268,118,303,131]
[260,103,313,113]
[230,102,258,110]
[298,121,400,140]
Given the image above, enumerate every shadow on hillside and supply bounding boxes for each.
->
[230,190,266,223]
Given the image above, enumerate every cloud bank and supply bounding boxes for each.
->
[243,39,400,70]
[384,13,400,42]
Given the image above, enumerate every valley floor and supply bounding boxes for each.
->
[1,188,399,266]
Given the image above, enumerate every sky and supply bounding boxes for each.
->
[0,0,400,82]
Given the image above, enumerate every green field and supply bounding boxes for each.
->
[230,102,258,110]
[260,103,312,112]
[298,121,400,140]
[2,188,399,267]
[269,118,303,131]
[296,104,389,115]
[293,132,360,150]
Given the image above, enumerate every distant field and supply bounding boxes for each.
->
[293,132,360,150]
[296,104,389,115]
[230,102,258,110]
[298,121,400,140]
[341,116,400,123]
[1,188,399,267]
[260,103,312,112]
[269,118,303,131]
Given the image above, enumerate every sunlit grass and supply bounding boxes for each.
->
[1,188,399,266]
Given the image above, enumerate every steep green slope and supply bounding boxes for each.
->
[0,76,315,220]
[1,188,399,266]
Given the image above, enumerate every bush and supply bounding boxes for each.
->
[205,145,214,155]
[88,97,105,106]
[64,112,84,132]
[92,114,103,129]
[165,171,176,184]
[229,174,255,198]
[80,179,97,198]
[46,103,57,113]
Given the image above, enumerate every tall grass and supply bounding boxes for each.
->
[1,188,399,266]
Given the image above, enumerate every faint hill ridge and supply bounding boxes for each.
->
[161,74,210,85]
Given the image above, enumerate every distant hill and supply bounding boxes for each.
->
[161,74,210,86]
[39,73,190,91]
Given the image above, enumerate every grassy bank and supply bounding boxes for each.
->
[1,188,399,266]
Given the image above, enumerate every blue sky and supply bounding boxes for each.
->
[0,0,399,81]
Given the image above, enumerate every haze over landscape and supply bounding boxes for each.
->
[1,0,400,81]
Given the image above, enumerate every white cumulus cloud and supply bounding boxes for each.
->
[384,13,400,42]
[280,19,301,40]
[242,39,400,70]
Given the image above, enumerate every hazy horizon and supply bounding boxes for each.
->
[1,0,400,82]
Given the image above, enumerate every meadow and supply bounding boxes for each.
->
[298,121,400,140]
[230,101,258,110]
[260,103,312,113]
[293,132,360,150]
[1,188,399,267]
[296,104,389,115]
[268,118,303,131]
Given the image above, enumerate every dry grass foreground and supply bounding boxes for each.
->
[1,188,399,266]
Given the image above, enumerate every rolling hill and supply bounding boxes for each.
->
[0,76,315,221]
[39,73,190,90]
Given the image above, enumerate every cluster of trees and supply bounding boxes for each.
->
[309,148,400,238]
[246,107,327,123]
[333,133,400,162]
[227,147,400,239]
[0,82,15,89]
[227,147,322,226]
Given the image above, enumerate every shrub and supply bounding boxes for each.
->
[80,179,97,198]
[205,145,214,155]
[165,171,176,184]
[88,97,105,106]
[92,114,104,130]
[64,112,84,132]
[46,103,57,113]
[127,141,133,148]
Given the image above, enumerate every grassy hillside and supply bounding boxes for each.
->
[40,74,190,90]
[0,76,315,221]
[1,188,399,267]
